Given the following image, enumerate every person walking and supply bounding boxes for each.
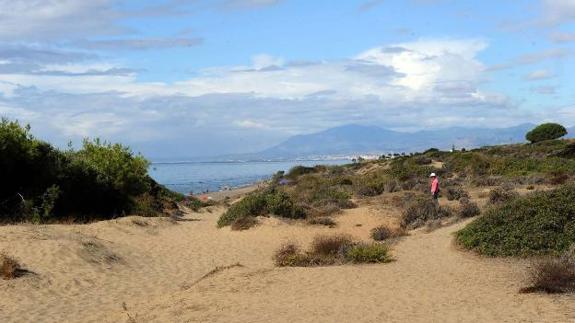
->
[430,173,439,202]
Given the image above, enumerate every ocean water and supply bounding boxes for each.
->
[149,159,350,194]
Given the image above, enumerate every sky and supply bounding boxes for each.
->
[0,0,574,159]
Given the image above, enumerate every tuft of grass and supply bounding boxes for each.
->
[520,256,575,294]
[1,254,27,280]
[231,216,258,231]
[307,216,336,227]
[345,243,392,264]
[456,185,575,256]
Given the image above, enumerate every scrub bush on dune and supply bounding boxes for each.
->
[274,234,391,267]
[521,254,575,294]
[400,198,453,229]
[457,185,575,257]
[0,119,178,223]
[217,188,305,228]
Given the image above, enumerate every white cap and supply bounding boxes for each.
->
[429,173,437,177]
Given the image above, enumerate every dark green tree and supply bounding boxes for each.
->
[526,123,567,143]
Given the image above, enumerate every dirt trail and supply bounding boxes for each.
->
[0,206,574,323]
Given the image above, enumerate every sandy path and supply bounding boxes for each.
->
[0,206,574,322]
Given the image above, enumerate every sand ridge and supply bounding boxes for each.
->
[0,204,574,322]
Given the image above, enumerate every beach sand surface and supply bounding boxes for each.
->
[0,201,574,322]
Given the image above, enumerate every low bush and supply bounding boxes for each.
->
[444,186,470,201]
[521,256,575,294]
[274,234,392,267]
[345,243,391,264]
[370,225,406,241]
[231,216,258,231]
[488,187,519,205]
[456,185,575,256]
[547,173,570,185]
[457,198,480,218]
[217,188,304,227]
[310,234,353,256]
[401,198,453,229]
[273,243,308,267]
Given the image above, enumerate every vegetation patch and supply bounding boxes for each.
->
[488,186,518,205]
[274,234,392,267]
[370,225,406,241]
[306,216,336,227]
[457,198,480,218]
[0,119,181,223]
[231,216,258,231]
[217,188,304,227]
[400,198,453,229]
[1,254,30,280]
[520,254,575,294]
[456,185,575,256]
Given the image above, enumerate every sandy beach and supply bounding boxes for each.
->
[1,193,574,323]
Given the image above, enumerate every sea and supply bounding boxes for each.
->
[149,159,350,195]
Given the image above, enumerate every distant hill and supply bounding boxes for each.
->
[219,124,575,160]
[254,124,527,159]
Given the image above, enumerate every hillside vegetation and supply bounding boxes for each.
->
[221,137,575,225]
[0,119,182,223]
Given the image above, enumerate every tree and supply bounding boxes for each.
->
[526,123,568,143]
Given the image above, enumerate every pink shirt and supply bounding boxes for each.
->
[431,178,439,193]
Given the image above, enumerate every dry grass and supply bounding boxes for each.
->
[1,254,29,280]
[310,234,353,256]
[78,239,123,266]
[274,234,391,267]
[520,256,575,294]
[231,217,258,231]
[306,216,337,227]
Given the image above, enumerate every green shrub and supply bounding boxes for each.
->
[456,185,575,256]
[217,188,304,227]
[526,123,567,143]
[217,192,268,227]
[345,243,391,264]
[0,119,173,223]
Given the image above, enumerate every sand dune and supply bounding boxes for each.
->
[1,204,574,322]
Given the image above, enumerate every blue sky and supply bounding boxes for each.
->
[0,0,574,158]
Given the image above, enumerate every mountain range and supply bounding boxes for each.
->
[230,123,575,160]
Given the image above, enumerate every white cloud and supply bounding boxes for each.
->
[542,0,575,26]
[524,69,555,81]
[550,31,575,42]
[234,119,268,129]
